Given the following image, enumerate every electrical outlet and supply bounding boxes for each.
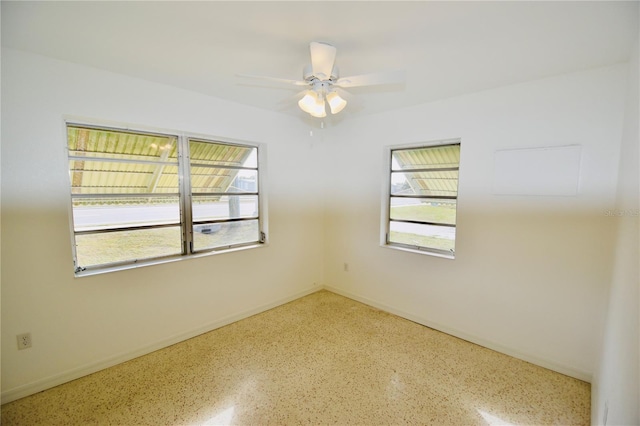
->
[17,333,32,350]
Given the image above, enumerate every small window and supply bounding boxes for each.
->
[384,141,461,257]
[67,124,265,274]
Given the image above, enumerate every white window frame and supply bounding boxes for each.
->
[381,138,461,259]
[65,120,268,276]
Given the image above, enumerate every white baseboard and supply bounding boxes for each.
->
[1,286,322,405]
[2,284,590,404]
[324,284,592,383]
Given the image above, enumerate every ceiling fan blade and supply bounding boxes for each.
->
[310,42,337,80]
[334,87,354,102]
[276,90,308,106]
[334,70,405,88]
[236,74,308,86]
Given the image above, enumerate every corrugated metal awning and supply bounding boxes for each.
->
[68,126,254,198]
[392,144,460,197]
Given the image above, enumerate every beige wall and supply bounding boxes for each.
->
[322,64,628,381]
[592,37,639,425]
[1,49,325,402]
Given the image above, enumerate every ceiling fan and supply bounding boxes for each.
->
[239,42,405,118]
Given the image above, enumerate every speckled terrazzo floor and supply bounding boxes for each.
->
[1,290,590,425]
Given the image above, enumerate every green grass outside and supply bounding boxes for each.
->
[389,231,454,251]
[76,221,259,268]
[75,202,455,268]
[390,202,456,224]
[389,202,456,251]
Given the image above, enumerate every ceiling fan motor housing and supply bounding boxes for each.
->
[303,64,339,82]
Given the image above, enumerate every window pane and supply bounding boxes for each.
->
[390,198,456,225]
[193,220,260,251]
[389,221,456,252]
[190,168,258,194]
[387,142,460,255]
[67,124,265,273]
[391,170,458,197]
[75,226,182,268]
[193,195,258,222]
[190,140,257,168]
[392,144,460,170]
[69,161,179,194]
[68,126,178,162]
[72,196,180,231]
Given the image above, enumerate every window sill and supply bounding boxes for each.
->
[381,243,455,260]
[74,243,267,278]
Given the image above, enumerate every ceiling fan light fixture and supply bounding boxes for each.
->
[309,96,327,118]
[299,89,326,117]
[309,108,327,118]
[298,91,319,114]
[326,91,347,114]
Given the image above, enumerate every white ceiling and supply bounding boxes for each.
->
[2,1,638,121]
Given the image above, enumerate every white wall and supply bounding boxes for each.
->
[322,64,628,381]
[0,49,325,402]
[592,39,639,426]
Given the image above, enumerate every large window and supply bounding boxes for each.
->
[67,123,264,274]
[384,140,460,257]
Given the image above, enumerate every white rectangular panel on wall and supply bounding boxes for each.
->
[493,145,582,196]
